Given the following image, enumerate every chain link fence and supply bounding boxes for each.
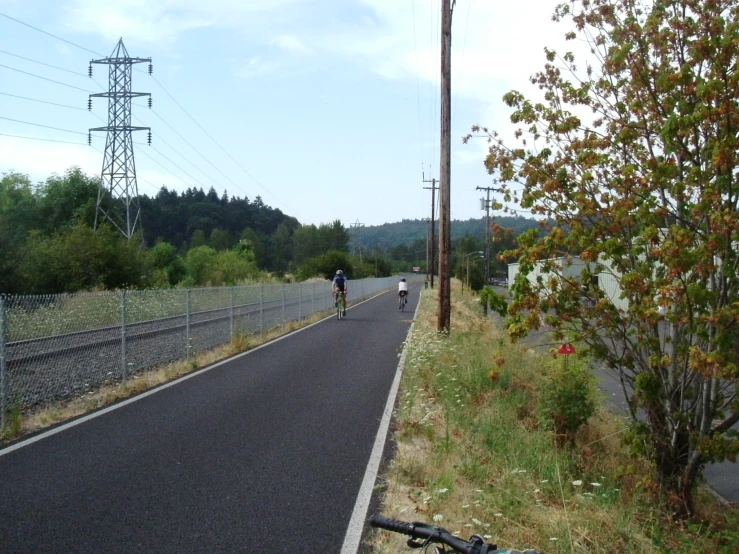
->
[0,276,406,424]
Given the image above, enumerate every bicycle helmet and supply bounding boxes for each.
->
[336,270,343,275]
[401,278,406,282]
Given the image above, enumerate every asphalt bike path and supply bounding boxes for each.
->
[0,283,421,553]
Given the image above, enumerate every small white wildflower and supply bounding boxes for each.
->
[549,537,559,542]
[433,514,443,522]
[423,496,432,502]
[540,479,549,483]
[533,488,540,494]
[462,504,470,508]
[483,535,492,539]
[436,488,449,494]
[472,518,483,526]
[494,513,502,517]
[572,480,583,486]
[475,489,484,493]
[591,482,602,487]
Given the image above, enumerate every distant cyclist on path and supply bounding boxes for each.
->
[398,277,408,309]
[332,270,348,313]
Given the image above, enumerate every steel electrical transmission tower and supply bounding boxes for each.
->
[88,38,152,241]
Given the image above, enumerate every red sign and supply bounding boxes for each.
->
[558,343,576,355]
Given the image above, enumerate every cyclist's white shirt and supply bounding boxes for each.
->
[398,281,408,292]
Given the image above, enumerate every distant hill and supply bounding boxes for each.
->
[348,216,541,250]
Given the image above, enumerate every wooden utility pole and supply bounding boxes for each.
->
[423,176,438,288]
[476,186,495,286]
[350,219,365,263]
[438,0,453,333]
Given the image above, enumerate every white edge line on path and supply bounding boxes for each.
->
[0,288,394,458]
[340,287,423,554]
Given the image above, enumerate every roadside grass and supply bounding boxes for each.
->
[0,306,337,444]
[369,283,739,554]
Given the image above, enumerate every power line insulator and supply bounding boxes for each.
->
[88,64,93,78]
[88,98,92,111]
[148,97,152,109]
[88,132,92,145]
[147,131,152,145]
[148,63,153,75]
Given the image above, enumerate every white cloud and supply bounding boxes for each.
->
[318,0,576,142]
[272,34,315,56]
[0,138,99,183]
[235,55,285,79]
[62,0,306,44]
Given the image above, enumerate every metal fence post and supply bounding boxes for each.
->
[260,284,264,336]
[121,290,128,385]
[0,296,7,430]
[298,283,302,320]
[229,287,234,340]
[186,289,191,360]
[312,282,315,316]
[281,284,286,328]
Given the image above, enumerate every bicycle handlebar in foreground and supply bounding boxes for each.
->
[370,515,545,554]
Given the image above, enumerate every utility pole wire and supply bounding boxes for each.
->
[132,113,214,185]
[0,91,88,111]
[0,133,87,145]
[0,12,102,56]
[0,116,88,135]
[0,49,89,77]
[1,10,297,217]
[0,48,238,198]
[149,75,288,210]
[476,185,498,286]
[410,0,425,170]
[423,175,438,289]
[0,63,94,92]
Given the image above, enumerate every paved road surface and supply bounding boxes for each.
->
[597,369,738,503]
[0,284,420,553]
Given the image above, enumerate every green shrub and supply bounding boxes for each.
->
[539,356,596,446]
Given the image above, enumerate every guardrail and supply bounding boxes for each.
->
[0,276,408,424]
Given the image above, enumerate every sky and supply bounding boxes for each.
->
[0,0,570,227]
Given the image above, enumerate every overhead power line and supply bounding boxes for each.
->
[0,12,102,56]
[0,91,88,111]
[149,75,287,208]
[0,116,89,135]
[0,133,87,145]
[132,113,212,184]
[1,10,299,216]
[0,49,88,77]
[0,63,94,92]
[411,0,425,170]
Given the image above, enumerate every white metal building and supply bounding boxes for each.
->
[508,257,629,312]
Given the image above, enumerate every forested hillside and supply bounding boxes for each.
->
[348,216,540,251]
[1,167,538,294]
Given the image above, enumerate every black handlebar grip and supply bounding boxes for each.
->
[369,515,415,535]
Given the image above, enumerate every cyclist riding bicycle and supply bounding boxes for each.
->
[332,270,348,312]
[398,277,408,309]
